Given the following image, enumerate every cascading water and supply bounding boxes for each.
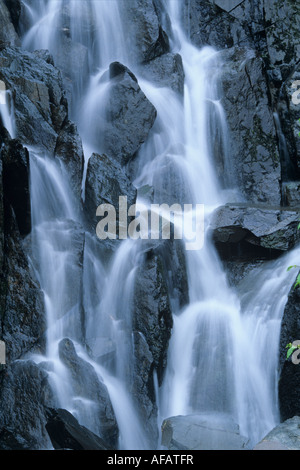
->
[2,0,297,450]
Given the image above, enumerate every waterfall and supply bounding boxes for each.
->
[1,0,296,451]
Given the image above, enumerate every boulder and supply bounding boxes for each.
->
[58,338,118,447]
[102,62,157,166]
[211,203,300,253]
[161,414,250,450]
[45,408,112,450]
[254,416,300,450]
[220,47,281,205]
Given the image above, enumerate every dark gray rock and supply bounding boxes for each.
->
[0,46,68,152]
[283,182,300,208]
[278,284,300,421]
[0,0,20,47]
[102,63,157,166]
[139,53,185,96]
[220,47,281,205]
[211,204,300,252]
[133,249,173,385]
[263,1,300,78]
[0,360,56,450]
[182,0,253,50]
[58,338,118,447]
[132,331,158,447]
[2,138,31,235]
[45,407,112,450]
[84,152,137,235]
[4,0,22,32]
[121,0,170,64]
[161,414,250,450]
[254,416,300,450]
[1,206,46,363]
[55,120,84,201]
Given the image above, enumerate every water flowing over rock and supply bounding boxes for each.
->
[0,46,68,152]
[58,338,119,447]
[0,0,300,453]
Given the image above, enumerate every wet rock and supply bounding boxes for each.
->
[2,138,31,235]
[161,414,250,450]
[182,0,253,50]
[45,408,112,450]
[140,52,185,96]
[211,204,300,252]
[121,0,170,64]
[220,47,281,205]
[132,332,158,447]
[278,284,300,421]
[0,0,20,47]
[0,206,46,363]
[84,152,137,235]
[133,249,173,385]
[283,182,300,208]
[0,46,68,152]
[4,0,22,32]
[254,416,300,450]
[0,360,56,450]
[102,63,157,166]
[58,338,118,447]
[55,120,84,201]
[263,1,300,78]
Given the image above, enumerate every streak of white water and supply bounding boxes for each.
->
[0,90,15,139]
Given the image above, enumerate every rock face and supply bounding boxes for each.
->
[161,414,250,450]
[182,0,253,50]
[133,249,173,385]
[0,206,46,363]
[254,416,300,450]
[0,0,20,47]
[0,47,68,152]
[2,138,31,236]
[278,286,300,421]
[0,361,56,450]
[220,48,281,205]
[54,120,84,202]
